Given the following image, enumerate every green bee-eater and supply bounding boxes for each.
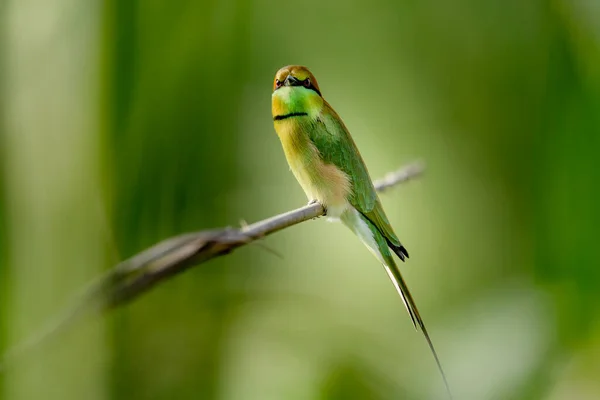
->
[272,65,451,396]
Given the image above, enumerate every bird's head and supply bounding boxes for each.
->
[273,65,322,95]
[272,65,323,119]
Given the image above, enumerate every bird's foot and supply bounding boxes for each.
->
[307,199,327,216]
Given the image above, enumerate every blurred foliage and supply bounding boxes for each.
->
[1,0,600,399]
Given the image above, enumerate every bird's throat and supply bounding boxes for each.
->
[272,87,322,120]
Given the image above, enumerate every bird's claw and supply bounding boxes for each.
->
[307,199,326,216]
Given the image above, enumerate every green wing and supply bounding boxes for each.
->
[308,102,407,258]
[309,104,449,395]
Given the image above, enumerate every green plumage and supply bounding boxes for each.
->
[307,104,405,249]
[304,105,450,395]
[272,65,452,398]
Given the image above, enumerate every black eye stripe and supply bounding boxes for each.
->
[273,76,322,97]
[301,78,321,97]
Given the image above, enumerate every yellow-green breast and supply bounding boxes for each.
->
[272,88,351,216]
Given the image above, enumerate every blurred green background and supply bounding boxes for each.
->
[2,0,600,399]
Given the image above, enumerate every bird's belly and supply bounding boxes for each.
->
[289,154,351,219]
[276,119,352,219]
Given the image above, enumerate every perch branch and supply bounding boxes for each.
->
[0,161,424,368]
[106,160,424,306]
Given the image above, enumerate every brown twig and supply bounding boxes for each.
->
[0,161,424,368]
[106,160,424,305]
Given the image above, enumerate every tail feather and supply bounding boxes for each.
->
[341,209,451,398]
[355,209,409,261]
[385,238,409,261]
[382,264,418,327]
[382,256,453,399]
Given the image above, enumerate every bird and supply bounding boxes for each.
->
[271,65,451,397]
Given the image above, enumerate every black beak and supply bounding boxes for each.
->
[284,75,300,86]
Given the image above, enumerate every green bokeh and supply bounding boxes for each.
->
[1,0,599,399]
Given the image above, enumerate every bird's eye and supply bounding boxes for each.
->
[303,78,311,88]
[275,79,282,88]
